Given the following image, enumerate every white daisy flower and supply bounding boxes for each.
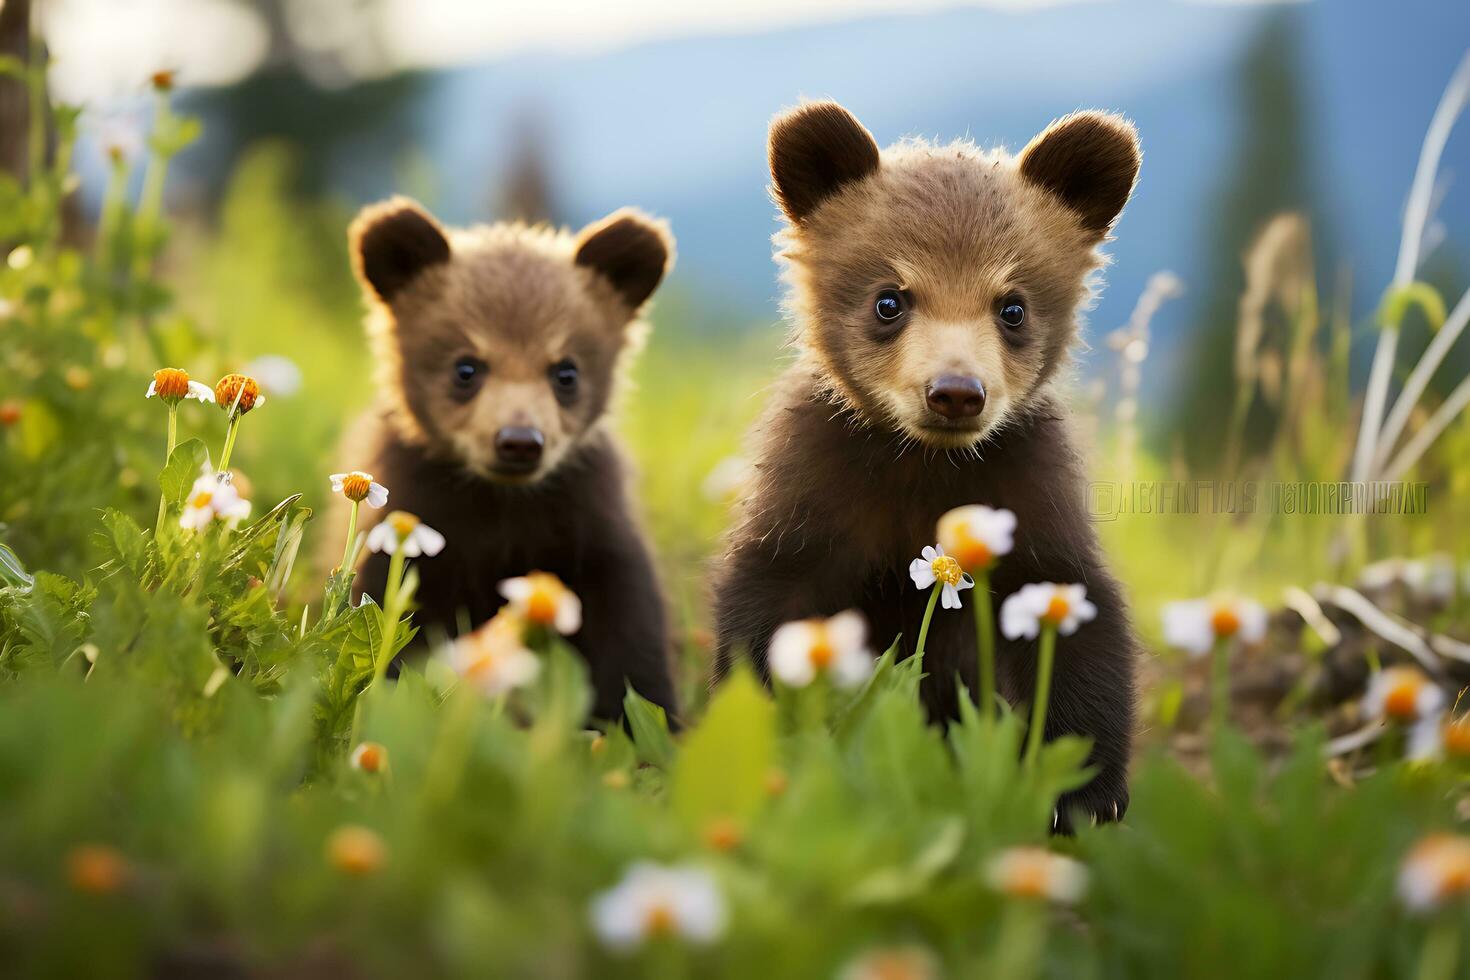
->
[446,610,541,697]
[243,354,303,397]
[768,610,874,689]
[589,862,727,951]
[838,946,939,980]
[179,468,251,530]
[1407,714,1447,762]
[909,545,975,610]
[1403,554,1456,603]
[1398,834,1470,913]
[936,504,1016,573]
[498,572,582,635]
[1000,583,1097,640]
[365,511,445,558]
[145,367,214,405]
[1363,666,1445,724]
[1160,596,1268,658]
[330,471,389,509]
[985,847,1089,905]
[349,741,388,773]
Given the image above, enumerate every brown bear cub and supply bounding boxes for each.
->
[714,102,1141,831]
[345,198,679,723]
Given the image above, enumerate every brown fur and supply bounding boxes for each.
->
[714,101,1142,831]
[340,199,679,722]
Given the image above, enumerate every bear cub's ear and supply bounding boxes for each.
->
[349,197,451,303]
[768,100,880,224]
[1018,111,1141,238]
[574,209,673,310]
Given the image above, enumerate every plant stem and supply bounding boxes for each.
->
[973,569,996,725]
[991,899,1045,980]
[420,685,480,811]
[217,415,241,474]
[156,403,177,528]
[1211,636,1232,738]
[373,548,408,686]
[339,501,360,574]
[1416,916,1461,980]
[1024,625,1057,768]
[913,587,941,666]
[1381,373,1470,481]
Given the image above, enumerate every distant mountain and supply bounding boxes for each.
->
[180,0,1470,387]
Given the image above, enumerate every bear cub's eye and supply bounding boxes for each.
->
[550,358,580,402]
[452,355,487,395]
[998,297,1026,329]
[874,288,909,323]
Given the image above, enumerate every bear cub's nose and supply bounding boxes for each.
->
[494,426,545,469]
[925,375,986,420]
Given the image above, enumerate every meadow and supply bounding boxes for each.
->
[2,52,1470,979]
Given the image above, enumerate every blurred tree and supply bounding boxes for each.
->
[498,111,558,225]
[1164,9,1316,471]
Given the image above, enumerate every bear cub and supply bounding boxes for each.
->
[345,198,679,723]
[714,102,1142,830]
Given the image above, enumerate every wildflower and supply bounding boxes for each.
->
[1363,666,1445,724]
[366,511,445,558]
[66,844,129,895]
[768,610,873,689]
[702,818,743,852]
[64,366,92,391]
[985,847,1089,905]
[145,367,213,405]
[1000,583,1097,640]
[937,505,1016,573]
[243,354,303,397]
[839,946,940,980]
[1161,596,1268,657]
[909,544,974,610]
[446,609,540,697]
[326,825,387,877]
[499,572,582,635]
[331,471,389,509]
[179,467,251,531]
[1407,713,1470,763]
[150,69,176,92]
[0,401,19,426]
[350,741,388,774]
[1446,716,1470,758]
[214,373,265,417]
[1398,834,1470,912]
[8,244,33,270]
[589,862,727,951]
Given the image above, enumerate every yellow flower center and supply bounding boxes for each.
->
[152,367,190,401]
[1003,860,1051,899]
[930,555,963,587]
[949,526,994,572]
[1042,595,1071,625]
[519,573,566,625]
[354,743,386,773]
[327,826,386,876]
[388,512,420,539]
[214,373,261,415]
[341,472,373,502]
[1210,605,1242,638]
[703,817,743,852]
[643,902,677,937]
[190,490,213,509]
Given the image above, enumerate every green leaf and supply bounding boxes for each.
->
[159,437,208,507]
[623,686,677,769]
[670,666,775,834]
[0,540,33,590]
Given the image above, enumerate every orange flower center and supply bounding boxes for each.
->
[1210,605,1241,638]
[643,902,677,937]
[930,555,963,587]
[190,490,213,509]
[1005,861,1051,899]
[1384,682,1421,720]
[527,588,559,625]
[703,817,743,852]
[1441,862,1470,899]
[328,827,386,876]
[214,373,261,415]
[67,845,127,895]
[354,743,385,773]
[864,953,928,980]
[1444,719,1470,757]
[152,367,190,401]
[950,526,994,572]
[341,473,373,502]
[388,512,419,539]
[808,628,835,669]
[1042,595,1071,625]
[0,401,20,426]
